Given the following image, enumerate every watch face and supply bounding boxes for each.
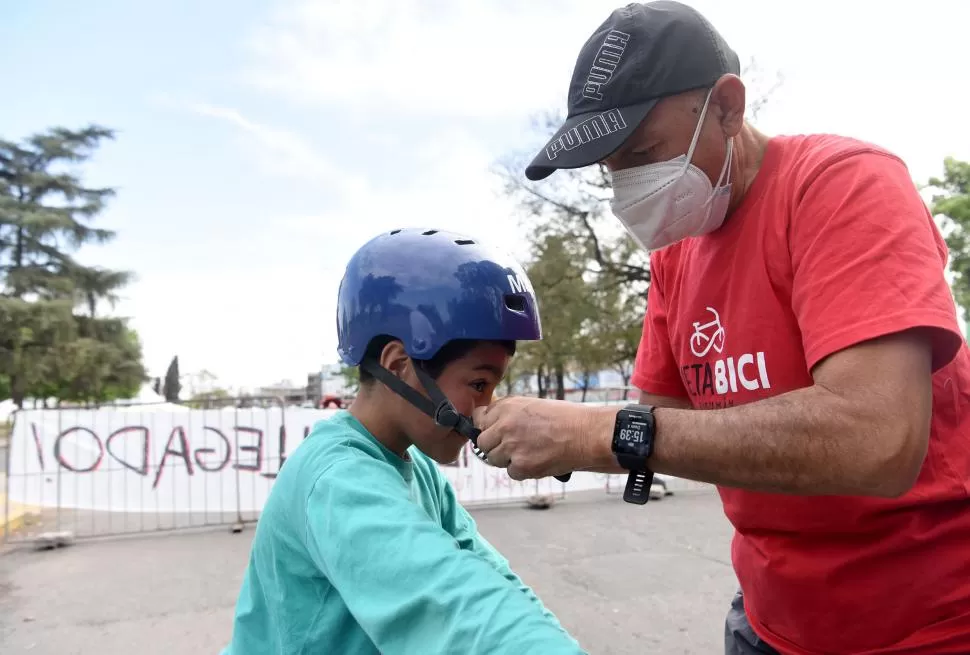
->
[615,410,654,457]
[618,424,646,444]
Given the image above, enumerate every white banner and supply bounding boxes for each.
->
[6,407,624,513]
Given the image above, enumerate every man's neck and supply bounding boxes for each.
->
[736,122,771,198]
[348,392,412,459]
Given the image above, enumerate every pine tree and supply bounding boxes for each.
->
[163,355,181,402]
[0,125,146,406]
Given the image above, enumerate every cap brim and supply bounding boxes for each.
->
[524,99,660,181]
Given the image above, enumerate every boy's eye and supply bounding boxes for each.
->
[470,381,487,393]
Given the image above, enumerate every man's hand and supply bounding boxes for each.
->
[472,397,617,480]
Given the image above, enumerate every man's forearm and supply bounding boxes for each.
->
[573,392,691,475]
[579,384,923,497]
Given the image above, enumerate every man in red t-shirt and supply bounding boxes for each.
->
[472,2,970,653]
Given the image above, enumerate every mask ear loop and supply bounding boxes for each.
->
[682,87,715,172]
[715,138,734,189]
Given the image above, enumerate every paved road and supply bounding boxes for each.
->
[0,488,737,654]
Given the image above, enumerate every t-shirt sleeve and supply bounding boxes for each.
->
[437,475,566,628]
[790,148,964,372]
[303,455,586,655]
[631,252,690,397]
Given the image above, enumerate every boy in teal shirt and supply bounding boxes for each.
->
[222,228,585,654]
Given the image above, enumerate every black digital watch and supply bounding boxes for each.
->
[611,404,657,505]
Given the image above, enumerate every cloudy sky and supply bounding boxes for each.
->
[2,0,968,390]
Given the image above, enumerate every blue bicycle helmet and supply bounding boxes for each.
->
[336,227,542,366]
[336,227,571,483]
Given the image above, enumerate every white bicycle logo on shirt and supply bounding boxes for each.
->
[689,307,726,358]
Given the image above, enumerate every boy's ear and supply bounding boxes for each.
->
[379,340,411,379]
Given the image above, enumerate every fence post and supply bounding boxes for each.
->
[55,407,63,533]
[2,409,14,543]
[230,401,245,533]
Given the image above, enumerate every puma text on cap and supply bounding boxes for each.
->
[525,1,740,181]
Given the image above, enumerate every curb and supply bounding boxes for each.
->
[1,472,39,538]
[1,495,33,537]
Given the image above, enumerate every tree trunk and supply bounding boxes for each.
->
[580,370,591,402]
[555,364,566,400]
[13,226,24,297]
[11,346,25,408]
[536,365,546,399]
[11,373,25,408]
[614,362,633,389]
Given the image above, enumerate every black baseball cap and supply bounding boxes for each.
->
[525,1,740,181]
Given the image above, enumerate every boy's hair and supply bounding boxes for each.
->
[359,336,516,386]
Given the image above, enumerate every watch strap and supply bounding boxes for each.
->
[616,452,646,472]
[623,470,653,505]
[612,405,657,505]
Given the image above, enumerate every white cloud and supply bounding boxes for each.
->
[151,91,367,196]
[241,0,612,118]
[274,126,535,363]
[305,134,525,251]
[142,96,533,385]
[188,103,357,186]
[117,265,332,390]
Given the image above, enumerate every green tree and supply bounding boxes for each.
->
[0,125,117,298]
[0,297,76,405]
[499,349,532,396]
[0,125,146,406]
[927,157,970,329]
[587,257,647,388]
[162,355,181,402]
[58,317,145,403]
[518,233,601,399]
[339,365,360,393]
[71,264,133,319]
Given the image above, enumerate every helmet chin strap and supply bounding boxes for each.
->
[357,357,489,463]
[357,357,570,482]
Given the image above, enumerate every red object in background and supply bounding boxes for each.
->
[320,395,342,409]
[319,394,355,409]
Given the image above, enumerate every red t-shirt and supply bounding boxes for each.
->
[632,134,970,654]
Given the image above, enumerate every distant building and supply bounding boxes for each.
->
[254,367,357,408]
[307,372,323,400]
[319,364,355,397]
[257,379,311,405]
[180,369,221,399]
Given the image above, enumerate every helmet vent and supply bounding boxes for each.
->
[422,229,438,236]
[454,239,475,245]
[389,229,402,235]
[504,294,526,312]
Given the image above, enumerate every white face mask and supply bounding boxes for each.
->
[609,89,734,252]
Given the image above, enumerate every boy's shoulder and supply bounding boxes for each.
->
[281,411,456,504]
[286,411,437,479]
[287,411,383,471]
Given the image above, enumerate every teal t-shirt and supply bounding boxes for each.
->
[222,410,585,654]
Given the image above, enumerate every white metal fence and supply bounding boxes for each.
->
[1,390,708,544]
